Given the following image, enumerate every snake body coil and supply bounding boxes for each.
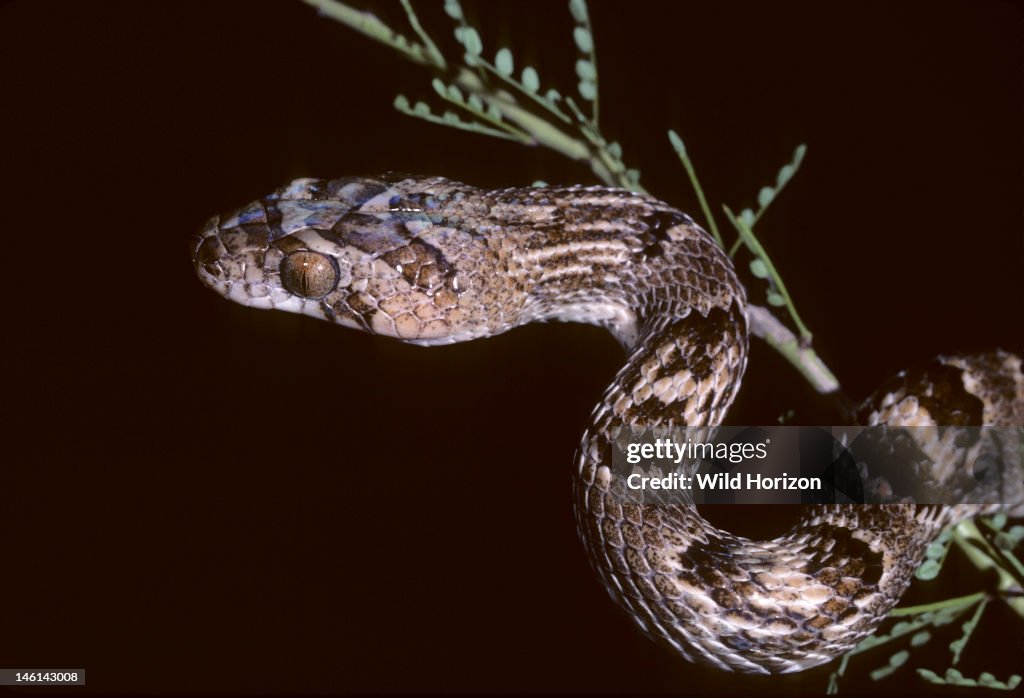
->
[193,174,1023,674]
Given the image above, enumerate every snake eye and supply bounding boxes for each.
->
[280,251,340,298]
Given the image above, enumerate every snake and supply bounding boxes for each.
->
[192,173,1023,675]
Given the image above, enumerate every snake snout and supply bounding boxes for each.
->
[192,218,299,312]
[193,228,229,286]
[191,217,255,301]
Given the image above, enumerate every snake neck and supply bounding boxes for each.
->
[493,186,747,353]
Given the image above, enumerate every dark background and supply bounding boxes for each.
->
[2,0,1021,694]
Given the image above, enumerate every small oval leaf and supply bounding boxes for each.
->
[455,27,482,55]
[757,186,774,209]
[915,558,940,580]
[910,630,931,647]
[668,129,686,155]
[767,291,786,307]
[576,59,597,81]
[444,0,463,20]
[777,164,795,187]
[465,28,483,55]
[522,66,540,93]
[749,259,769,278]
[495,47,513,76]
[994,531,1017,550]
[793,143,807,166]
[569,0,589,24]
[578,80,596,101]
[573,27,593,53]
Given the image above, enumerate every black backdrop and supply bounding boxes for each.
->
[3,1,1022,694]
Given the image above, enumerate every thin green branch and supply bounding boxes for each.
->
[427,79,534,141]
[977,516,1024,581]
[917,668,1022,691]
[728,144,807,256]
[399,0,445,68]
[457,70,613,177]
[302,0,439,67]
[563,97,631,189]
[888,591,986,618]
[304,0,635,189]
[393,95,530,143]
[954,519,1024,620]
[472,58,574,126]
[725,205,813,342]
[667,129,723,248]
[949,597,989,665]
[746,306,838,393]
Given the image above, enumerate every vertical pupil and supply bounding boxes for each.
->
[299,262,313,295]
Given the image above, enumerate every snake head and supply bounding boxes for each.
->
[192,175,489,344]
[192,177,361,323]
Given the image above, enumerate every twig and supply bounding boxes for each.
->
[746,305,838,394]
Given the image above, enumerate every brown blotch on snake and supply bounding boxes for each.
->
[192,174,1023,675]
